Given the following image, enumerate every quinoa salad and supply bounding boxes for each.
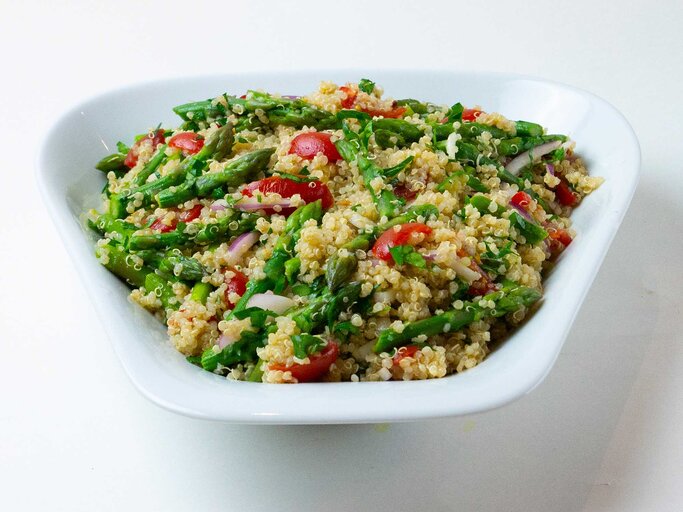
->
[88,79,602,383]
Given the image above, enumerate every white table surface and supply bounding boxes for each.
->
[1,1,681,510]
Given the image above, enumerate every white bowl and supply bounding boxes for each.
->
[36,71,640,424]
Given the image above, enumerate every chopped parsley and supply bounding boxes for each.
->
[389,245,427,268]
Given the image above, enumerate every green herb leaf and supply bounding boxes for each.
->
[291,334,326,359]
[272,171,318,183]
[550,147,565,162]
[337,109,372,123]
[447,102,464,122]
[333,321,360,336]
[382,156,414,178]
[389,245,427,268]
[233,307,278,329]
[480,241,515,275]
[358,78,376,94]
[117,141,130,154]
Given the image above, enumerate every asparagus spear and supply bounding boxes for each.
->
[335,137,402,219]
[193,147,274,198]
[325,204,438,290]
[193,211,260,245]
[373,282,542,353]
[144,273,180,312]
[132,144,168,186]
[95,153,127,173]
[95,243,152,288]
[173,99,226,123]
[190,282,213,305]
[157,253,206,282]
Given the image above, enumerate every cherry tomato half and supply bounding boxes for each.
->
[393,184,418,202]
[124,129,166,168]
[462,108,483,122]
[361,105,407,119]
[555,181,578,206]
[549,228,573,247]
[224,268,248,309]
[340,86,357,109]
[509,191,533,210]
[289,132,341,163]
[168,132,204,155]
[393,345,419,365]
[149,218,175,233]
[242,176,334,210]
[270,341,339,383]
[149,204,203,232]
[372,223,433,261]
[178,204,203,223]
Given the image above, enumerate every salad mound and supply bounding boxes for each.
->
[88,79,602,383]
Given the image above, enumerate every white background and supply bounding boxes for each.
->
[1,1,681,510]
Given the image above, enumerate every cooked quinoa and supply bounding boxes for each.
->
[88,79,602,383]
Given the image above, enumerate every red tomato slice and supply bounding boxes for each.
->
[393,345,419,365]
[361,105,407,119]
[372,223,432,261]
[509,191,533,210]
[289,132,341,162]
[556,180,578,206]
[168,132,204,155]
[124,129,166,168]
[178,204,203,223]
[242,176,334,210]
[224,268,248,309]
[549,228,573,247]
[467,278,498,297]
[270,341,339,383]
[393,184,418,202]
[462,108,483,122]
[340,86,357,109]
[149,218,175,233]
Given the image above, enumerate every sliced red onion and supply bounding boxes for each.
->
[545,163,555,176]
[453,259,482,283]
[283,95,300,99]
[509,201,534,222]
[505,141,562,176]
[470,259,494,286]
[210,199,229,211]
[245,292,296,314]
[218,333,238,349]
[234,196,293,212]
[226,231,259,265]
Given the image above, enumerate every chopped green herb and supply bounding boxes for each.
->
[358,78,376,94]
[389,245,427,268]
[291,334,326,359]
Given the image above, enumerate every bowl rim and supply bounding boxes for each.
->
[35,70,641,424]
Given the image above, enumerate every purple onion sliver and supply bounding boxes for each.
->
[510,202,534,223]
[545,163,555,176]
[218,333,237,349]
[210,199,228,211]
[422,251,437,262]
[505,140,562,176]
